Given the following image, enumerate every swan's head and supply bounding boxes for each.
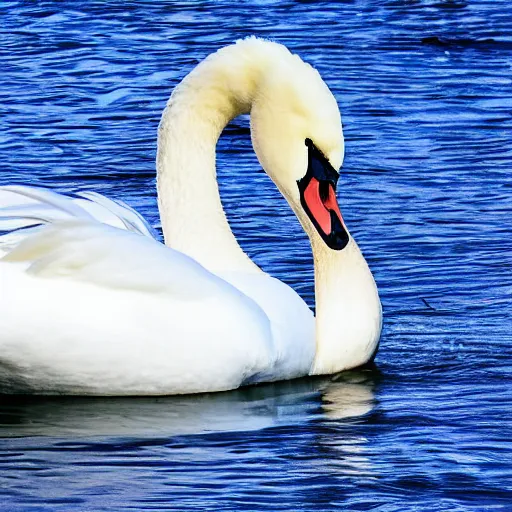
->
[251,51,347,250]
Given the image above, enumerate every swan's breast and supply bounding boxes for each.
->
[219,271,316,382]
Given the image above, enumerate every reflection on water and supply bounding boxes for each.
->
[0,371,377,438]
[0,372,380,510]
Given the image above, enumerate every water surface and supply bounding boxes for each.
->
[1,1,511,510]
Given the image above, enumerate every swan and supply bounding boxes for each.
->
[0,38,382,395]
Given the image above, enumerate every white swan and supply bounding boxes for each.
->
[0,38,381,395]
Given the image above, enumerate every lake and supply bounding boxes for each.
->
[0,0,511,510]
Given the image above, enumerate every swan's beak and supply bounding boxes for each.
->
[297,139,349,250]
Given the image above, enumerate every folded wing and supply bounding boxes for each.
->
[0,186,221,298]
[0,185,156,254]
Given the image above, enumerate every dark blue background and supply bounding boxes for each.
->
[1,1,511,510]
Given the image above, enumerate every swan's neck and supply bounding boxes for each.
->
[157,43,281,273]
[157,39,382,374]
[310,236,382,374]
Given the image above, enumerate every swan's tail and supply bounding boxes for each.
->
[0,185,157,257]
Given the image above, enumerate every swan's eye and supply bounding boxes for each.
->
[297,139,349,251]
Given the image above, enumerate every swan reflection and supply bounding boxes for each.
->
[0,371,377,439]
[321,371,377,420]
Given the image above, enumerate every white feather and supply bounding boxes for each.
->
[74,191,155,238]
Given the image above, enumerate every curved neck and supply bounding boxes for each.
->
[156,39,381,375]
[310,235,382,374]
[157,42,281,273]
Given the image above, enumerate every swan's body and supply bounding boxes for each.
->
[0,38,381,395]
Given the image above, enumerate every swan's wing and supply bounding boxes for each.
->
[73,191,156,238]
[0,185,94,231]
[2,220,223,298]
[0,185,157,240]
[0,186,223,297]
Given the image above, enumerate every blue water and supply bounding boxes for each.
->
[1,1,511,510]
